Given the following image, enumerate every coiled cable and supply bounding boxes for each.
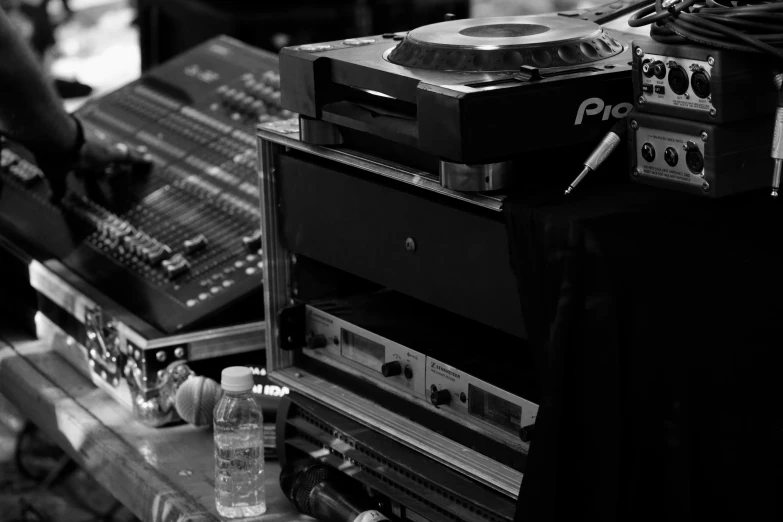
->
[628,0,783,62]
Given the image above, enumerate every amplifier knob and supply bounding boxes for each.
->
[430,388,451,406]
[519,423,535,443]
[381,361,402,377]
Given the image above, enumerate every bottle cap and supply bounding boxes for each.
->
[220,366,254,392]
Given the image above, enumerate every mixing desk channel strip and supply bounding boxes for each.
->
[0,36,285,332]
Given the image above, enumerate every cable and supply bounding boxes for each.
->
[628,0,783,62]
[564,117,628,195]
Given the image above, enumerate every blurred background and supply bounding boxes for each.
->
[2,0,603,112]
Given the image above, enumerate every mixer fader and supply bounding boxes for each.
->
[0,36,290,333]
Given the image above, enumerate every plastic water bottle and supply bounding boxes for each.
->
[214,366,266,518]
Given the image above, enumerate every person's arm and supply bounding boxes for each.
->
[0,6,78,160]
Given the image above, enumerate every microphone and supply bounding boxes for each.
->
[174,375,223,427]
[280,459,390,522]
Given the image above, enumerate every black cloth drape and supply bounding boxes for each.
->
[505,181,783,521]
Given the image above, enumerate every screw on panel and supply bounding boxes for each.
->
[405,238,416,252]
[700,132,708,141]
[709,108,717,117]
[638,96,646,105]
[174,347,185,359]
[630,120,639,130]
[635,47,644,57]
[702,181,710,192]
[707,56,714,66]
[156,351,166,362]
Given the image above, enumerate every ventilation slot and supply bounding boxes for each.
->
[285,410,509,522]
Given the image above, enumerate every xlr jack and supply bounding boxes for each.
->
[691,69,711,99]
[668,64,689,95]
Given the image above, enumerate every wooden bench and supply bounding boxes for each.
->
[0,331,312,522]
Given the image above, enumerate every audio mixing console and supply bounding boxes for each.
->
[0,36,290,333]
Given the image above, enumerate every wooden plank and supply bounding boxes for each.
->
[0,338,310,522]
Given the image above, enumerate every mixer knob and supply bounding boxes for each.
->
[232,92,247,106]
[183,233,208,254]
[250,100,265,115]
[250,83,264,97]
[162,254,191,279]
[262,70,280,89]
[147,244,173,265]
[258,86,273,103]
[1,149,17,169]
[242,229,262,252]
[122,234,139,250]
[109,222,132,239]
[221,88,237,106]
[381,361,402,377]
[239,97,256,114]
[430,388,451,406]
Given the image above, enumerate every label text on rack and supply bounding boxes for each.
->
[431,362,460,379]
[574,97,632,125]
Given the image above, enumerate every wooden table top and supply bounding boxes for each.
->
[0,332,313,522]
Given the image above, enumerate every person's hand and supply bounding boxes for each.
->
[75,138,153,178]
[48,123,153,204]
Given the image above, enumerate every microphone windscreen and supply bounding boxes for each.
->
[280,459,341,515]
[175,375,223,427]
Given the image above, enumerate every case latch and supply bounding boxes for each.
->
[84,306,124,388]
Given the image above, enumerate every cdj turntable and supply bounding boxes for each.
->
[280,0,645,190]
[262,3,653,521]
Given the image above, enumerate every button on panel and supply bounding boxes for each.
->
[303,305,427,397]
[636,52,715,113]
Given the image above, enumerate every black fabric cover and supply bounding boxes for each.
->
[505,181,782,522]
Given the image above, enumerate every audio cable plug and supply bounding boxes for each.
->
[565,117,628,196]
[770,73,783,198]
